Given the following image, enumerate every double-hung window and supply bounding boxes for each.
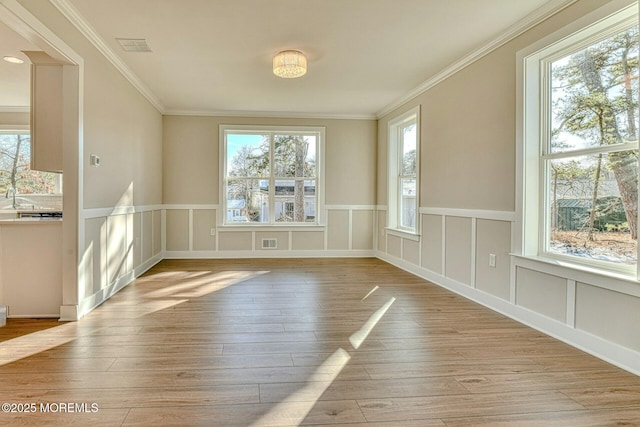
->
[520,3,639,276]
[221,125,324,226]
[388,106,420,233]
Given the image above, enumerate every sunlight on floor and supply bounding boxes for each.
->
[250,348,351,426]
[143,270,270,299]
[349,297,396,350]
[361,285,379,301]
[0,267,269,368]
[251,290,396,425]
[0,323,79,366]
[132,298,190,316]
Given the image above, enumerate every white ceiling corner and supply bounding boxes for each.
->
[375,0,580,118]
[23,0,581,120]
[50,0,166,114]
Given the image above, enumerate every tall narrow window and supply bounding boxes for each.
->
[521,4,638,276]
[388,106,419,233]
[221,125,324,226]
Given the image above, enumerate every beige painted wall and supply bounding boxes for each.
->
[83,211,154,300]
[475,219,511,301]
[17,0,163,210]
[387,234,401,259]
[160,114,375,284]
[106,214,127,283]
[516,267,567,323]
[327,210,349,250]
[83,217,105,296]
[193,209,216,251]
[16,0,164,318]
[375,0,640,368]
[82,71,163,208]
[291,232,324,251]
[575,282,640,352]
[352,210,374,250]
[421,214,442,274]
[163,115,377,205]
[376,55,517,210]
[444,216,472,285]
[403,239,420,266]
[377,1,623,212]
[166,209,189,251]
[376,210,387,252]
[219,231,252,251]
[142,211,153,260]
[0,112,29,127]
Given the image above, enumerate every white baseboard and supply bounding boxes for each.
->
[59,305,79,322]
[76,254,162,320]
[135,253,163,277]
[9,314,60,319]
[0,306,6,326]
[376,251,640,377]
[162,249,376,259]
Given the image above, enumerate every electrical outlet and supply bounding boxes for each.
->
[90,154,101,167]
[210,228,216,236]
[489,253,496,268]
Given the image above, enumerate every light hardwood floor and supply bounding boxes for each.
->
[1,258,639,426]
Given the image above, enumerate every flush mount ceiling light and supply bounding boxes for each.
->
[273,50,307,78]
[3,56,24,64]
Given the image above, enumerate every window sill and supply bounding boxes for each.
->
[219,224,326,232]
[386,227,420,241]
[511,253,640,297]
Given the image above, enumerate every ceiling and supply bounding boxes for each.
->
[2,0,572,118]
[0,20,37,109]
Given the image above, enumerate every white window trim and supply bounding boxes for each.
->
[219,124,326,227]
[0,125,29,133]
[516,0,639,278]
[387,105,420,235]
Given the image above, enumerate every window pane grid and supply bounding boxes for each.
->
[538,19,639,270]
[397,121,417,231]
[224,129,320,225]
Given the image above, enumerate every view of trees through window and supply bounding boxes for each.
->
[548,23,638,265]
[400,123,417,230]
[0,134,59,210]
[225,131,317,224]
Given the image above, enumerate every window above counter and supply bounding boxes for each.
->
[0,131,62,213]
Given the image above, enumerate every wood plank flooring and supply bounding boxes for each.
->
[0,258,639,426]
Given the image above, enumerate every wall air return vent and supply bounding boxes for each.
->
[261,239,277,249]
[116,38,152,52]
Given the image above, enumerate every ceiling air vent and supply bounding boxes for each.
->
[116,38,152,52]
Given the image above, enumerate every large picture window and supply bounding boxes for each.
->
[388,106,419,233]
[221,125,324,226]
[520,4,639,276]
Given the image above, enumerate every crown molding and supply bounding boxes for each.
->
[164,108,377,121]
[48,0,579,121]
[376,0,579,119]
[50,0,166,114]
[48,0,373,120]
